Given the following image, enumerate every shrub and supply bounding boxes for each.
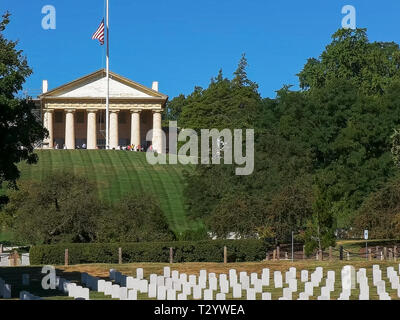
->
[29,239,270,265]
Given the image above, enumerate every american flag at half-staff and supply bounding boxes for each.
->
[92,19,105,45]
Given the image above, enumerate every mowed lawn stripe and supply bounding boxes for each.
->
[105,150,134,199]
[134,154,180,232]
[93,150,118,203]
[155,163,189,232]
[15,150,199,233]
[116,151,143,195]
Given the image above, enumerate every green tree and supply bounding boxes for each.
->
[298,28,400,95]
[304,181,336,255]
[0,12,47,207]
[96,193,175,242]
[5,172,103,244]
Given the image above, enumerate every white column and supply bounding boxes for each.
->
[152,110,163,153]
[86,109,97,149]
[43,109,54,149]
[109,110,119,149]
[65,109,75,149]
[130,109,141,146]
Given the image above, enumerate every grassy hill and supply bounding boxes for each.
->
[11,150,201,235]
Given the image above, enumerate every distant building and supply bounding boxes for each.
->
[38,69,168,151]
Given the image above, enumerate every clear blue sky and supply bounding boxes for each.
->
[1,0,400,99]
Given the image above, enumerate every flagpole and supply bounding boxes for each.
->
[105,0,110,149]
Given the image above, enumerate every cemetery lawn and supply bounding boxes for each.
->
[11,150,202,235]
[1,261,400,300]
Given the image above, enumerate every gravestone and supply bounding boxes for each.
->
[189,275,197,285]
[157,286,166,300]
[304,282,313,296]
[254,279,263,293]
[179,273,188,284]
[157,276,165,287]
[165,277,173,289]
[167,288,176,300]
[104,281,113,296]
[163,266,171,278]
[148,283,157,298]
[288,279,297,292]
[282,287,292,300]
[171,270,179,281]
[118,287,128,300]
[193,285,202,299]
[261,268,269,286]
[274,271,283,288]
[209,278,218,291]
[216,293,226,300]
[298,292,309,300]
[80,288,90,300]
[250,273,258,285]
[301,270,308,283]
[173,280,182,292]
[182,283,191,296]
[203,289,213,300]
[261,292,271,300]
[138,280,148,293]
[177,293,187,300]
[246,288,256,300]
[233,284,242,298]
[97,279,106,292]
[320,286,330,299]
[149,274,157,284]
[128,289,137,300]
[199,270,207,279]
[111,284,120,298]
[136,268,144,280]
[220,279,229,294]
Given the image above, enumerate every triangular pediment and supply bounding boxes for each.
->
[40,69,167,99]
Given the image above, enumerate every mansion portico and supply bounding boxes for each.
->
[39,69,168,152]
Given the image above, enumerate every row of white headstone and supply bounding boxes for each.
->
[13,263,400,300]
[0,278,11,299]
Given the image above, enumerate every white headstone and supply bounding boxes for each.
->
[148,283,157,298]
[189,275,197,285]
[177,293,187,300]
[274,271,283,288]
[282,287,292,300]
[204,289,213,300]
[136,268,143,280]
[300,270,308,283]
[261,269,270,286]
[111,284,120,298]
[233,284,242,298]
[193,285,202,299]
[167,288,176,300]
[128,289,138,300]
[97,279,106,292]
[163,266,171,278]
[246,288,256,300]
[261,292,271,300]
[216,293,226,300]
[119,287,128,300]
[157,286,166,300]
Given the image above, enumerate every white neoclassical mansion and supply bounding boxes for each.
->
[38,69,168,152]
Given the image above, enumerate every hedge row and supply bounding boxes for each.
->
[29,240,270,265]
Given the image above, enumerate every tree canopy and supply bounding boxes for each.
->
[0,12,47,207]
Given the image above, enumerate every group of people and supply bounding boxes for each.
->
[53,142,154,151]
